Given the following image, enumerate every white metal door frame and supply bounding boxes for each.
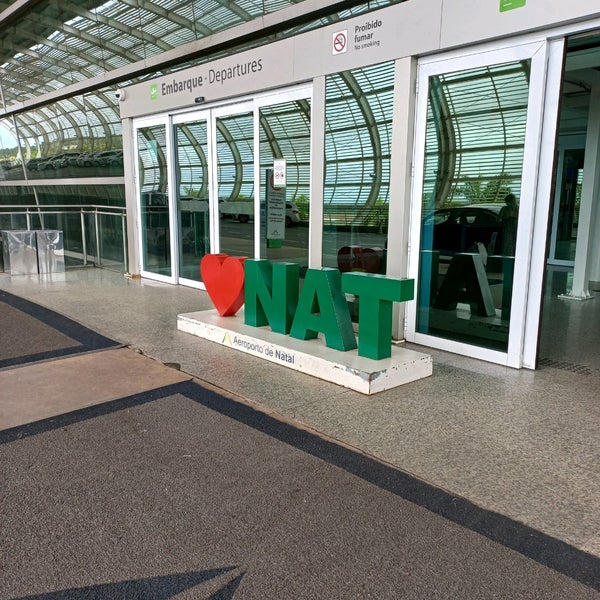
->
[406,39,552,367]
[133,114,176,285]
[134,84,313,288]
[171,108,211,289]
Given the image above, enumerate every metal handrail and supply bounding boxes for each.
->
[0,204,127,272]
[0,204,126,216]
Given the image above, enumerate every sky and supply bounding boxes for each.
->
[0,122,17,149]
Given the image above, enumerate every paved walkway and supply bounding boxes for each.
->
[1,267,599,597]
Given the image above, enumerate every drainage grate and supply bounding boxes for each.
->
[537,358,595,376]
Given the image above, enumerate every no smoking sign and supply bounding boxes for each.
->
[332,30,348,55]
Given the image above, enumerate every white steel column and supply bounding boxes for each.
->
[308,76,325,269]
[561,84,600,300]
[522,38,565,368]
[122,117,141,275]
[387,56,417,340]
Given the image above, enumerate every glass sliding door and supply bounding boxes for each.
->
[323,62,393,277]
[407,43,548,365]
[134,85,311,287]
[174,116,210,284]
[258,93,311,275]
[136,122,172,280]
[214,109,255,259]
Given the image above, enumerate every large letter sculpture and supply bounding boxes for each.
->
[244,260,299,334]
[342,272,414,360]
[289,268,357,352]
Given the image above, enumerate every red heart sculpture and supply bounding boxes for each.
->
[200,254,247,316]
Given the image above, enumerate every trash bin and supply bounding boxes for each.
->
[36,230,65,273]
[1,230,38,275]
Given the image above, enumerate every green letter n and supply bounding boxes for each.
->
[244,260,299,334]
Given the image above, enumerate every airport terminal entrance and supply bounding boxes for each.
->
[133,85,311,287]
[406,41,548,368]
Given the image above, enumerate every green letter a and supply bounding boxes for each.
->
[290,268,357,352]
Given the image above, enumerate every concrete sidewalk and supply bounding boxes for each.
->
[1,267,599,561]
[3,379,599,598]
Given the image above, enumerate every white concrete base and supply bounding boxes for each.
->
[177,309,432,395]
[558,292,594,301]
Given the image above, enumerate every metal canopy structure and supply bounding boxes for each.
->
[0,0,402,201]
[0,0,536,223]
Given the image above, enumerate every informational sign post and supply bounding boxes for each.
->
[266,168,286,248]
[273,159,286,187]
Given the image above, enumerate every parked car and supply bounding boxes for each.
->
[68,153,86,167]
[76,151,102,167]
[26,158,43,171]
[35,156,59,170]
[285,201,300,226]
[50,152,81,169]
[422,203,503,256]
[92,150,123,167]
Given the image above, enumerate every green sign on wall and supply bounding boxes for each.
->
[500,0,526,11]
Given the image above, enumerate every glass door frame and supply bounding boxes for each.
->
[405,39,552,368]
[171,107,212,288]
[134,84,313,289]
[133,114,177,284]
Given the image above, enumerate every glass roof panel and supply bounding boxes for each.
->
[0,0,405,175]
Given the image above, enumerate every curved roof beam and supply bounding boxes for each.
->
[339,71,384,216]
[259,114,284,160]
[212,0,254,23]
[0,35,108,100]
[13,94,116,154]
[61,0,173,53]
[69,95,112,149]
[429,75,456,208]
[35,12,143,63]
[18,109,59,157]
[3,45,99,82]
[216,118,248,201]
[177,123,209,198]
[0,54,77,92]
[118,0,212,37]
[138,126,167,192]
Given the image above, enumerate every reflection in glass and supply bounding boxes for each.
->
[324,62,393,320]
[259,98,310,274]
[553,149,584,262]
[10,93,123,181]
[137,125,171,277]
[175,119,210,283]
[417,61,530,351]
[216,112,254,259]
[323,62,392,271]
